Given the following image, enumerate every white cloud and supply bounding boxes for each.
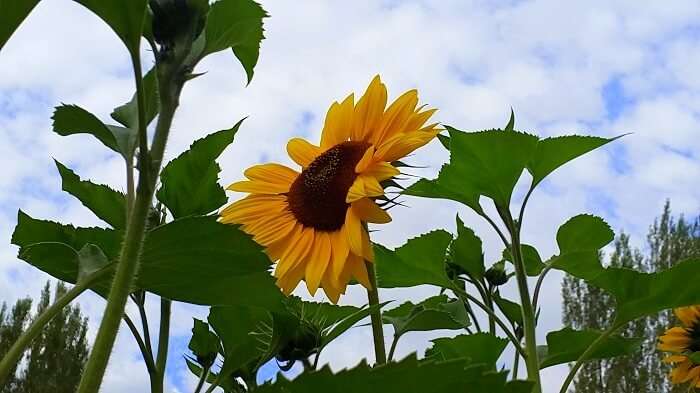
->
[1,1,699,392]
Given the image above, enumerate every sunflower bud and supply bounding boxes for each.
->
[149,0,208,53]
[276,320,321,365]
[485,261,509,286]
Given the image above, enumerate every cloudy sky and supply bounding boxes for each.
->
[1,0,700,392]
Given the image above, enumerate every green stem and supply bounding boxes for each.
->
[387,335,400,362]
[126,158,135,217]
[512,341,520,379]
[135,293,154,360]
[365,260,387,365]
[0,267,111,386]
[156,298,172,376]
[122,313,156,373]
[504,211,541,392]
[531,263,553,314]
[451,285,526,358]
[193,366,210,393]
[558,324,621,393]
[77,53,183,393]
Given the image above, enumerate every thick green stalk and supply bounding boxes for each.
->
[0,267,111,386]
[77,55,183,393]
[365,260,387,364]
[507,215,541,391]
[153,298,172,393]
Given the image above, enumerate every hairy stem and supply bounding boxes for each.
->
[365,260,387,365]
[193,366,210,393]
[77,51,183,393]
[122,314,156,373]
[451,285,526,358]
[156,298,172,376]
[0,267,111,386]
[504,211,541,392]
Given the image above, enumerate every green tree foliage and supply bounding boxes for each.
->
[562,202,700,392]
[0,281,89,393]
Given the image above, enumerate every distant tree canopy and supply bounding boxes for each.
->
[562,202,700,393]
[0,281,89,393]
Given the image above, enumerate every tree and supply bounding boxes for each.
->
[562,202,700,392]
[0,281,89,393]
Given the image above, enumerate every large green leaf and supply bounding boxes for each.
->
[137,216,285,311]
[12,210,122,262]
[538,328,642,369]
[11,211,120,294]
[52,104,135,158]
[528,135,618,187]
[450,215,485,280]
[426,333,508,367]
[111,67,159,129]
[54,161,126,229]
[375,230,452,288]
[493,292,522,326]
[0,0,40,52]
[203,0,268,83]
[74,0,148,55]
[255,356,512,393]
[405,126,541,210]
[209,305,271,377]
[383,295,469,337]
[157,121,242,218]
[551,215,700,324]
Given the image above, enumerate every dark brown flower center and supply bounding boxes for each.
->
[688,323,700,352]
[287,141,370,231]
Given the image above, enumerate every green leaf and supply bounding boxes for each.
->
[54,161,127,229]
[137,216,285,311]
[437,133,449,149]
[321,302,387,347]
[492,292,522,326]
[52,104,135,158]
[209,305,272,376]
[505,380,536,393]
[111,67,159,129]
[404,165,482,214]
[157,121,243,218]
[503,244,545,276]
[375,230,452,288]
[383,295,468,337]
[74,0,148,55]
[76,244,110,283]
[203,0,268,83]
[551,215,700,325]
[426,333,508,367]
[450,216,485,280]
[12,210,122,263]
[538,328,642,369]
[0,0,40,52]
[189,318,221,367]
[255,355,509,393]
[528,135,619,187]
[504,109,515,132]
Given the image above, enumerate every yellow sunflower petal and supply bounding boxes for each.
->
[664,355,688,364]
[372,89,418,146]
[266,224,303,261]
[228,164,299,194]
[330,231,350,280]
[362,161,400,181]
[348,253,371,289]
[346,175,384,202]
[220,196,288,224]
[250,214,297,246]
[404,107,437,133]
[287,138,321,168]
[343,208,365,259]
[320,93,354,149]
[375,127,440,163]
[352,198,391,224]
[277,259,307,295]
[227,180,289,194]
[671,361,692,383]
[361,226,374,262]
[676,306,700,327]
[305,231,332,295]
[351,75,387,142]
[355,145,376,173]
[275,227,315,279]
[321,268,343,304]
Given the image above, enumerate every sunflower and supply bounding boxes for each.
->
[658,305,700,388]
[220,75,438,303]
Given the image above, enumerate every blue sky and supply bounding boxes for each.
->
[1,1,699,392]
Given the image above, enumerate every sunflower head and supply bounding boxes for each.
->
[221,75,439,303]
[658,306,700,388]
